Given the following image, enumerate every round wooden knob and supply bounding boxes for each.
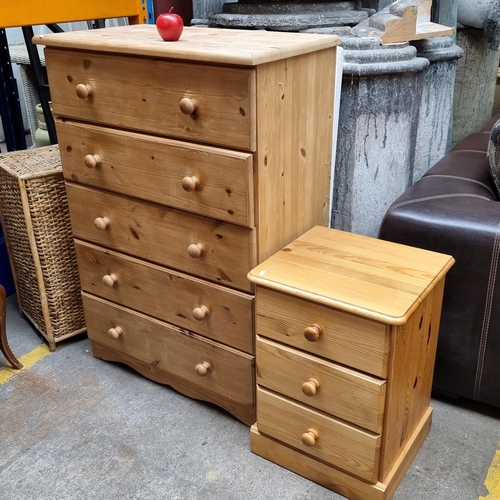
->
[84,154,101,168]
[107,326,123,339]
[195,361,211,377]
[187,243,205,258]
[75,83,93,99]
[193,305,209,321]
[301,378,320,397]
[179,97,198,115]
[94,217,110,230]
[303,324,323,342]
[301,429,319,447]
[181,176,200,192]
[102,274,118,287]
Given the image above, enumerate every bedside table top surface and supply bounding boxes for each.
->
[33,25,340,66]
[248,226,455,325]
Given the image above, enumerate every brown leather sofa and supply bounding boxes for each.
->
[379,113,500,408]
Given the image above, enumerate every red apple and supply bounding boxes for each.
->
[156,7,183,41]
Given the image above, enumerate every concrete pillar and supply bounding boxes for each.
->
[192,0,225,25]
[452,26,500,145]
[411,36,463,182]
[331,37,429,237]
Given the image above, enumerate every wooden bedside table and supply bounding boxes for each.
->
[247,225,454,499]
[34,26,340,425]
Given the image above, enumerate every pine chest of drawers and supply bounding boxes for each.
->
[35,25,340,424]
[248,225,454,499]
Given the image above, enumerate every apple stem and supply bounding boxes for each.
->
[169,7,173,14]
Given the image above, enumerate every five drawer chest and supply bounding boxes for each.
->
[34,25,340,425]
[248,225,454,499]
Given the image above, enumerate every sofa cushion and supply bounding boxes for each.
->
[487,118,500,197]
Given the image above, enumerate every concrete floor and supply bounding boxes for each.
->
[1,292,500,500]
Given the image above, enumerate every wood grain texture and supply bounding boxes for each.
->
[34,25,340,66]
[256,336,386,433]
[248,225,455,324]
[257,387,381,483]
[254,50,335,262]
[66,183,256,292]
[254,286,390,378]
[57,119,254,227]
[45,47,256,151]
[250,408,432,500]
[83,294,255,424]
[379,279,445,480]
[76,241,254,354]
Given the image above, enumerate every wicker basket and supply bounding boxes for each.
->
[0,145,86,350]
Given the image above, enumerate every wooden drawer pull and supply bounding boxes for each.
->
[179,97,198,115]
[84,154,101,169]
[94,217,110,230]
[187,243,205,258]
[195,361,211,377]
[75,83,93,99]
[181,176,200,192]
[193,305,209,321]
[301,429,319,447]
[102,274,118,287]
[301,378,320,396]
[107,326,123,339]
[303,324,323,342]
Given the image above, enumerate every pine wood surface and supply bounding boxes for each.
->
[248,225,455,324]
[44,48,256,152]
[256,336,386,433]
[84,294,255,425]
[57,119,254,227]
[34,25,340,66]
[75,241,254,354]
[66,183,256,293]
[254,49,335,261]
[379,279,445,480]
[251,407,432,500]
[257,387,381,483]
[254,286,390,378]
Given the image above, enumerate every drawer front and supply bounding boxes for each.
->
[255,287,389,378]
[75,241,254,354]
[257,387,381,483]
[57,120,254,227]
[83,293,254,407]
[45,48,256,151]
[256,337,386,433]
[66,183,256,292]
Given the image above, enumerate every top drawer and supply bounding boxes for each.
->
[255,287,390,378]
[45,48,256,151]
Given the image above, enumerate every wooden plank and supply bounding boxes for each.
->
[255,48,335,262]
[248,226,455,324]
[33,25,340,66]
[379,279,445,480]
[256,336,386,433]
[84,294,255,425]
[257,387,382,483]
[57,119,255,227]
[75,241,255,354]
[66,183,256,292]
[251,408,433,500]
[45,48,256,152]
[0,0,148,27]
[255,287,390,378]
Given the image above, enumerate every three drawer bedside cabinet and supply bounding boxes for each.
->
[247,225,454,499]
[34,26,340,425]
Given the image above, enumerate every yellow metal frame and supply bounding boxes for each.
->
[0,0,150,28]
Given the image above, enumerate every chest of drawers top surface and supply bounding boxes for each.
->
[248,225,455,325]
[33,25,340,65]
